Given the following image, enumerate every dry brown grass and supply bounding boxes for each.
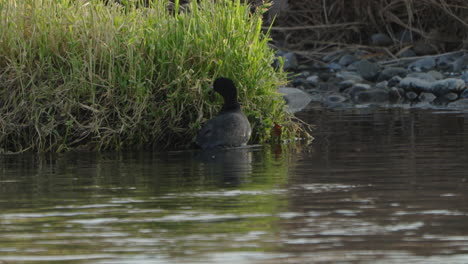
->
[268,0,468,52]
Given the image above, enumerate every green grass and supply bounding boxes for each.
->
[0,0,300,153]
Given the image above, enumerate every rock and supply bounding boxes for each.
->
[297,64,312,71]
[437,56,454,69]
[419,92,436,102]
[338,54,358,66]
[375,81,388,89]
[346,61,360,71]
[413,42,438,55]
[444,92,458,101]
[336,71,363,82]
[428,70,444,80]
[325,94,348,104]
[399,49,417,58]
[338,80,355,91]
[452,54,468,72]
[280,52,298,71]
[461,72,468,84]
[291,78,306,87]
[459,89,468,99]
[406,91,418,100]
[354,83,371,90]
[318,83,330,90]
[370,33,393,46]
[298,71,311,78]
[318,73,331,82]
[378,67,408,81]
[407,72,436,82]
[430,78,466,96]
[355,60,381,81]
[278,87,312,113]
[327,62,342,71]
[399,77,432,92]
[448,98,468,109]
[408,57,436,72]
[388,76,402,87]
[354,89,389,103]
[343,85,370,98]
[306,75,319,86]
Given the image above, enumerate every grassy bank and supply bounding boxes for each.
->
[0,0,298,153]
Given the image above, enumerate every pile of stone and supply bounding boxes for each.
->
[276,35,468,112]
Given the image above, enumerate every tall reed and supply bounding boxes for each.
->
[0,0,296,152]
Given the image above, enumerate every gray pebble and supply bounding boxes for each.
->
[291,78,306,87]
[437,56,454,69]
[413,42,438,55]
[428,70,444,80]
[306,75,319,86]
[338,54,358,66]
[336,71,363,82]
[370,33,393,46]
[419,92,436,102]
[444,92,458,101]
[388,76,402,87]
[430,78,466,96]
[406,91,418,100]
[278,87,312,113]
[298,71,311,78]
[399,77,432,92]
[461,72,468,84]
[378,67,408,81]
[319,73,332,82]
[281,52,298,71]
[452,54,468,72]
[338,80,355,91]
[399,49,417,58]
[375,81,388,89]
[448,98,468,109]
[356,60,381,81]
[327,62,342,71]
[343,85,370,98]
[326,94,348,104]
[408,57,436,72]
[459,89,468,99]
[407,72,436,82]
[354,83,371,90]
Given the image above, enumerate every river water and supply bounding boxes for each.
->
[1,107,468,263]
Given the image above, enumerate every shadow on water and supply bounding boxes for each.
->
[2,107,468,263]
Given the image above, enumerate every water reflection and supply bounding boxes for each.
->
[2,108,468,263]
[194,147,253,186]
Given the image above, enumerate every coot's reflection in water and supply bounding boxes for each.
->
[194,147,254,186]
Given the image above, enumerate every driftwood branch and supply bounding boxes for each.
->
[379,50,465,66]
[264,22,362,31]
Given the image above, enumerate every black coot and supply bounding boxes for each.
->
[196,77,251,149]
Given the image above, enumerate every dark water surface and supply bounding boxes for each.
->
[2,108,468,263]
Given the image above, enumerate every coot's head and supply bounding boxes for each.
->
[213,77,238,102]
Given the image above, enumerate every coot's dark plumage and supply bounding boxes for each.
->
[196,77,251,149]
